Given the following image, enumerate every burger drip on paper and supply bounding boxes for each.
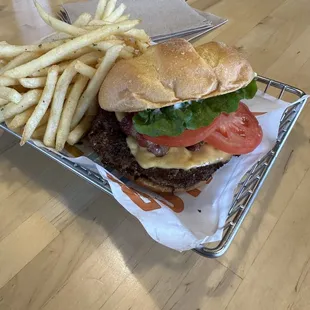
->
[89,39,263,193]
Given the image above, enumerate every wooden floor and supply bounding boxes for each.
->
[1,0,310,309]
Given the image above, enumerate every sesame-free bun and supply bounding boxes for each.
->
[99,39,255,112]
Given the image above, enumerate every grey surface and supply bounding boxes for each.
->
[63,0,227,39]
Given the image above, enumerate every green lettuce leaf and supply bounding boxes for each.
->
[133,79,257,137]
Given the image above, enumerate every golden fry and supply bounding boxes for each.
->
[9,107,35,129]
[102,0,117,19]
[0,89,42,122]
[34,1,85,36]
[0,86,22,103]
[19,77,47,88]
[74,61,96,79]
[73,13,92,27]
[0,40,67,58]
[104,4,126,23]
[21,65,59,145]
[4,20,139,78]
[94,0,108,19]
[56,75,89,151]
[0,77,19,87]
[67,114,94,145]
[44,64,77,147]
[0,51,41,74]
[71,45,122,128]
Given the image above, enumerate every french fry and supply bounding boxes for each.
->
[0,52,41,74]
[92,39,123,50]
[5,117,16,131]
[0,40,67,58]
[0,77,19,87]
[4,20,139,78]
[98,34,118,40]
[124,45,135,53]
[115,14,130,22]
[77,51,103,65]
[83,25,111,31]
[0,98,8,107]
[32,48,94,72]
[88,20,112,26]
[73,13,92,27]
[102,0,117,19]
[30,50,99,77]
[104,4,126,23]
[123,29,150,42]
[94,0,108,19]
[91,40,133,58]
[74,61,96,79]
[9,107,35,129]
[27,53,93,88]
[71,45,122,128]
[44,63,78,147]
[0,89,42,122]
[19,77,47,88]
[67,114,95,146]
[11,127,24,135]
[31,60,71,77]
[32,125,47,140]
[34,1,86,37]
[39,109,51,126]
[10,107,50,129]
[61,47,93,61]
[120,48,133,59]
[56,75,89,151]
[0,86,22,103]
[0,59,7,70]
[136,40,149,53]
[21,66,59,145]
[65,85,76,100]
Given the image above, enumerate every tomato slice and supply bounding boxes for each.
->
[204,102,263,154]
[143,102,263,153]
[143,120,219,147]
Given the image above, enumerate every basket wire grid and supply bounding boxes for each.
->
[0,75,307,258]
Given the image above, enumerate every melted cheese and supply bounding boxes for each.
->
[126,136,232,170]
[115,112,125,122]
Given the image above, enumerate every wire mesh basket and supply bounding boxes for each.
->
[0,75,307,258]
[194,76,307,257]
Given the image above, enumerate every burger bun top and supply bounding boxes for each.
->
[99,39,255,112]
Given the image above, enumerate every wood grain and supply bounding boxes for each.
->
[0,214,59,288]
[1,0,310,309]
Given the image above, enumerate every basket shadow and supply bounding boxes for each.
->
[217,121,309,278]
[0,131,239,309]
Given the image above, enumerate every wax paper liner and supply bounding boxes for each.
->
[29,91,308,251]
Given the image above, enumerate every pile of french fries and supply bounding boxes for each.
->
[0,0,150,151]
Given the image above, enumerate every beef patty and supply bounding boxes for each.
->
[88,110,227,191]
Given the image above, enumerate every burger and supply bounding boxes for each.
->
[89,39,263,193]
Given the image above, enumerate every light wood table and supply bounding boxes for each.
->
[1,0,310,309]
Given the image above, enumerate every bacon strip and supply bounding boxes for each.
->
[120,114,169,157]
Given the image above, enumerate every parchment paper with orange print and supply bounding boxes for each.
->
[38,91,306,251]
